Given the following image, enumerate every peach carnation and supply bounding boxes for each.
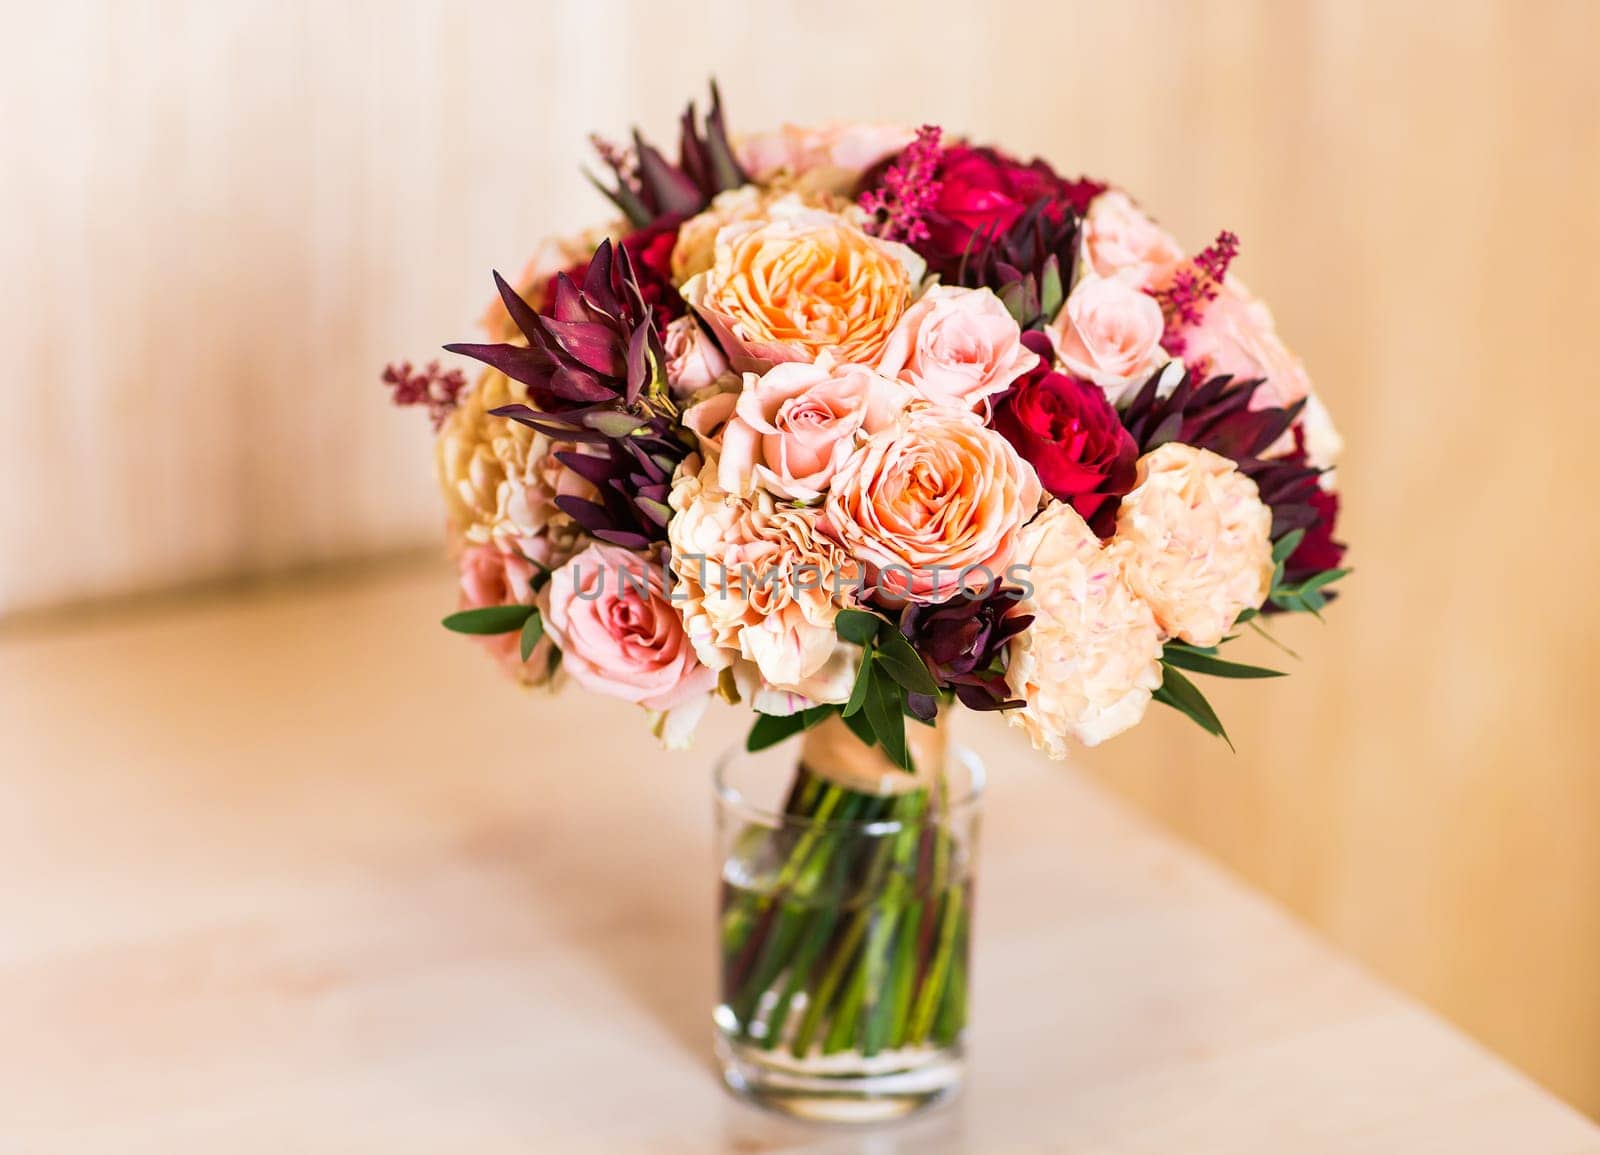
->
[668,457,862,702]
[679,196,924,373]
[1004,502,1164,754]
[876,285,1038,412]
[717,354,910,501]
[824,408,1042,603]
[1112,443,1275,647]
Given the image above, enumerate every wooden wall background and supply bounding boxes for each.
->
[4,0,1597,1117]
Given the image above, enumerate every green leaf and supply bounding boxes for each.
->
[864,669,911,772]
[1272,529,1306,564]
[840,706,877,748]
[441,604,536,635]
[1152,664,1234,750]
[873,629,941,696]
[1297,567,1350,594]
[1161,648,1284,680]
[746,711,808,752]
[835,609,882,646]
[843,645,875,718]
[518,609,545,662]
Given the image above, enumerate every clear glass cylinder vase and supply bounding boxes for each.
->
[712,715,983,1122]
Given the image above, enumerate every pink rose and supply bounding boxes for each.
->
[662,315,732,398]
[1081,191,1185,287]
[543,543,715,710]
[1047,274,1169,403]
[876,285,1039,412]
[824,408,1042,604]
[1179,278,1312,411]
[457,544,552,685]
[718,355,910,501]
[738,122,917,188]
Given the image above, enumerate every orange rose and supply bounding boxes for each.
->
[679,196,924,373]
[824,408,1042,603]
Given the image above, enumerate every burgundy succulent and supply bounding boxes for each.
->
[543,417,689,550]
[1120,365,1342,567]
[591,83,748,228]
[900,585,1033,716]
[554,214,687,332]
[445,239,669,429]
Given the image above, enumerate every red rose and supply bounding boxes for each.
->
[992,335,1138,538]
[551,214,686,330]
[922,146,1105,273]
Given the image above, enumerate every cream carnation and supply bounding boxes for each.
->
[434,369,586,568]
[824,408,1042,603]
[679,196,924,373]
[669,457,862,700]
[1112,443,1275,647]
[876,285,1038,412]
[1047,273,1169,403]
[717,354,910,501]
[1005,502,1164,754]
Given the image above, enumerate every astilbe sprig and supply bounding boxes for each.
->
[859,125,943,245]
[380,360,467,430]
[1153,230,1240,355]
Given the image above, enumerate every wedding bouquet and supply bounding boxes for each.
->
[384,85,1347,1116]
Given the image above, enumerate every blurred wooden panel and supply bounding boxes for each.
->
[3,0,1597,1120]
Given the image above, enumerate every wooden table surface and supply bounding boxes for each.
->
[2,566,1594,1155]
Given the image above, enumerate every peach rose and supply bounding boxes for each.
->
[1005,502,1163,754]
[1081,191,1184,287]
[824,408,1042,603]
[1112,443,1274,647]
[662,315,732,397]
[876,285,1039,412]
[1047,273,1169,404]
[668,458,862,700]
[456,544,554,687]
[737,122,917,194]
[544,543,715,710]
[679,197,924,373]
[671,185,846,285]
[717,354,911,501]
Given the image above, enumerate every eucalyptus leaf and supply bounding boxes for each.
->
[873,630,941,696]
[1152,664,1234,750]
[1271,529,1306,564]
[746,711,808,752]
[442,604,536,635]
[519,609,545,662]
[1161,648,1284,680]
[865,669,912,772]
[844,647,875,718]
[835,608,882,646]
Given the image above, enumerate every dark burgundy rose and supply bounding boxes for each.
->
[551,214,686,331]
[1285,486,1346,582]
[921,146,1104,273]
[992,335,1138,538]
[900,586,1032,715]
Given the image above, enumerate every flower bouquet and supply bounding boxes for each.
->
[384,85,1347,1120]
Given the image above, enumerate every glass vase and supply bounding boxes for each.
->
[712,715,983,1122]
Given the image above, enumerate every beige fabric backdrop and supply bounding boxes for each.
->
[4,0,1597,1117]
